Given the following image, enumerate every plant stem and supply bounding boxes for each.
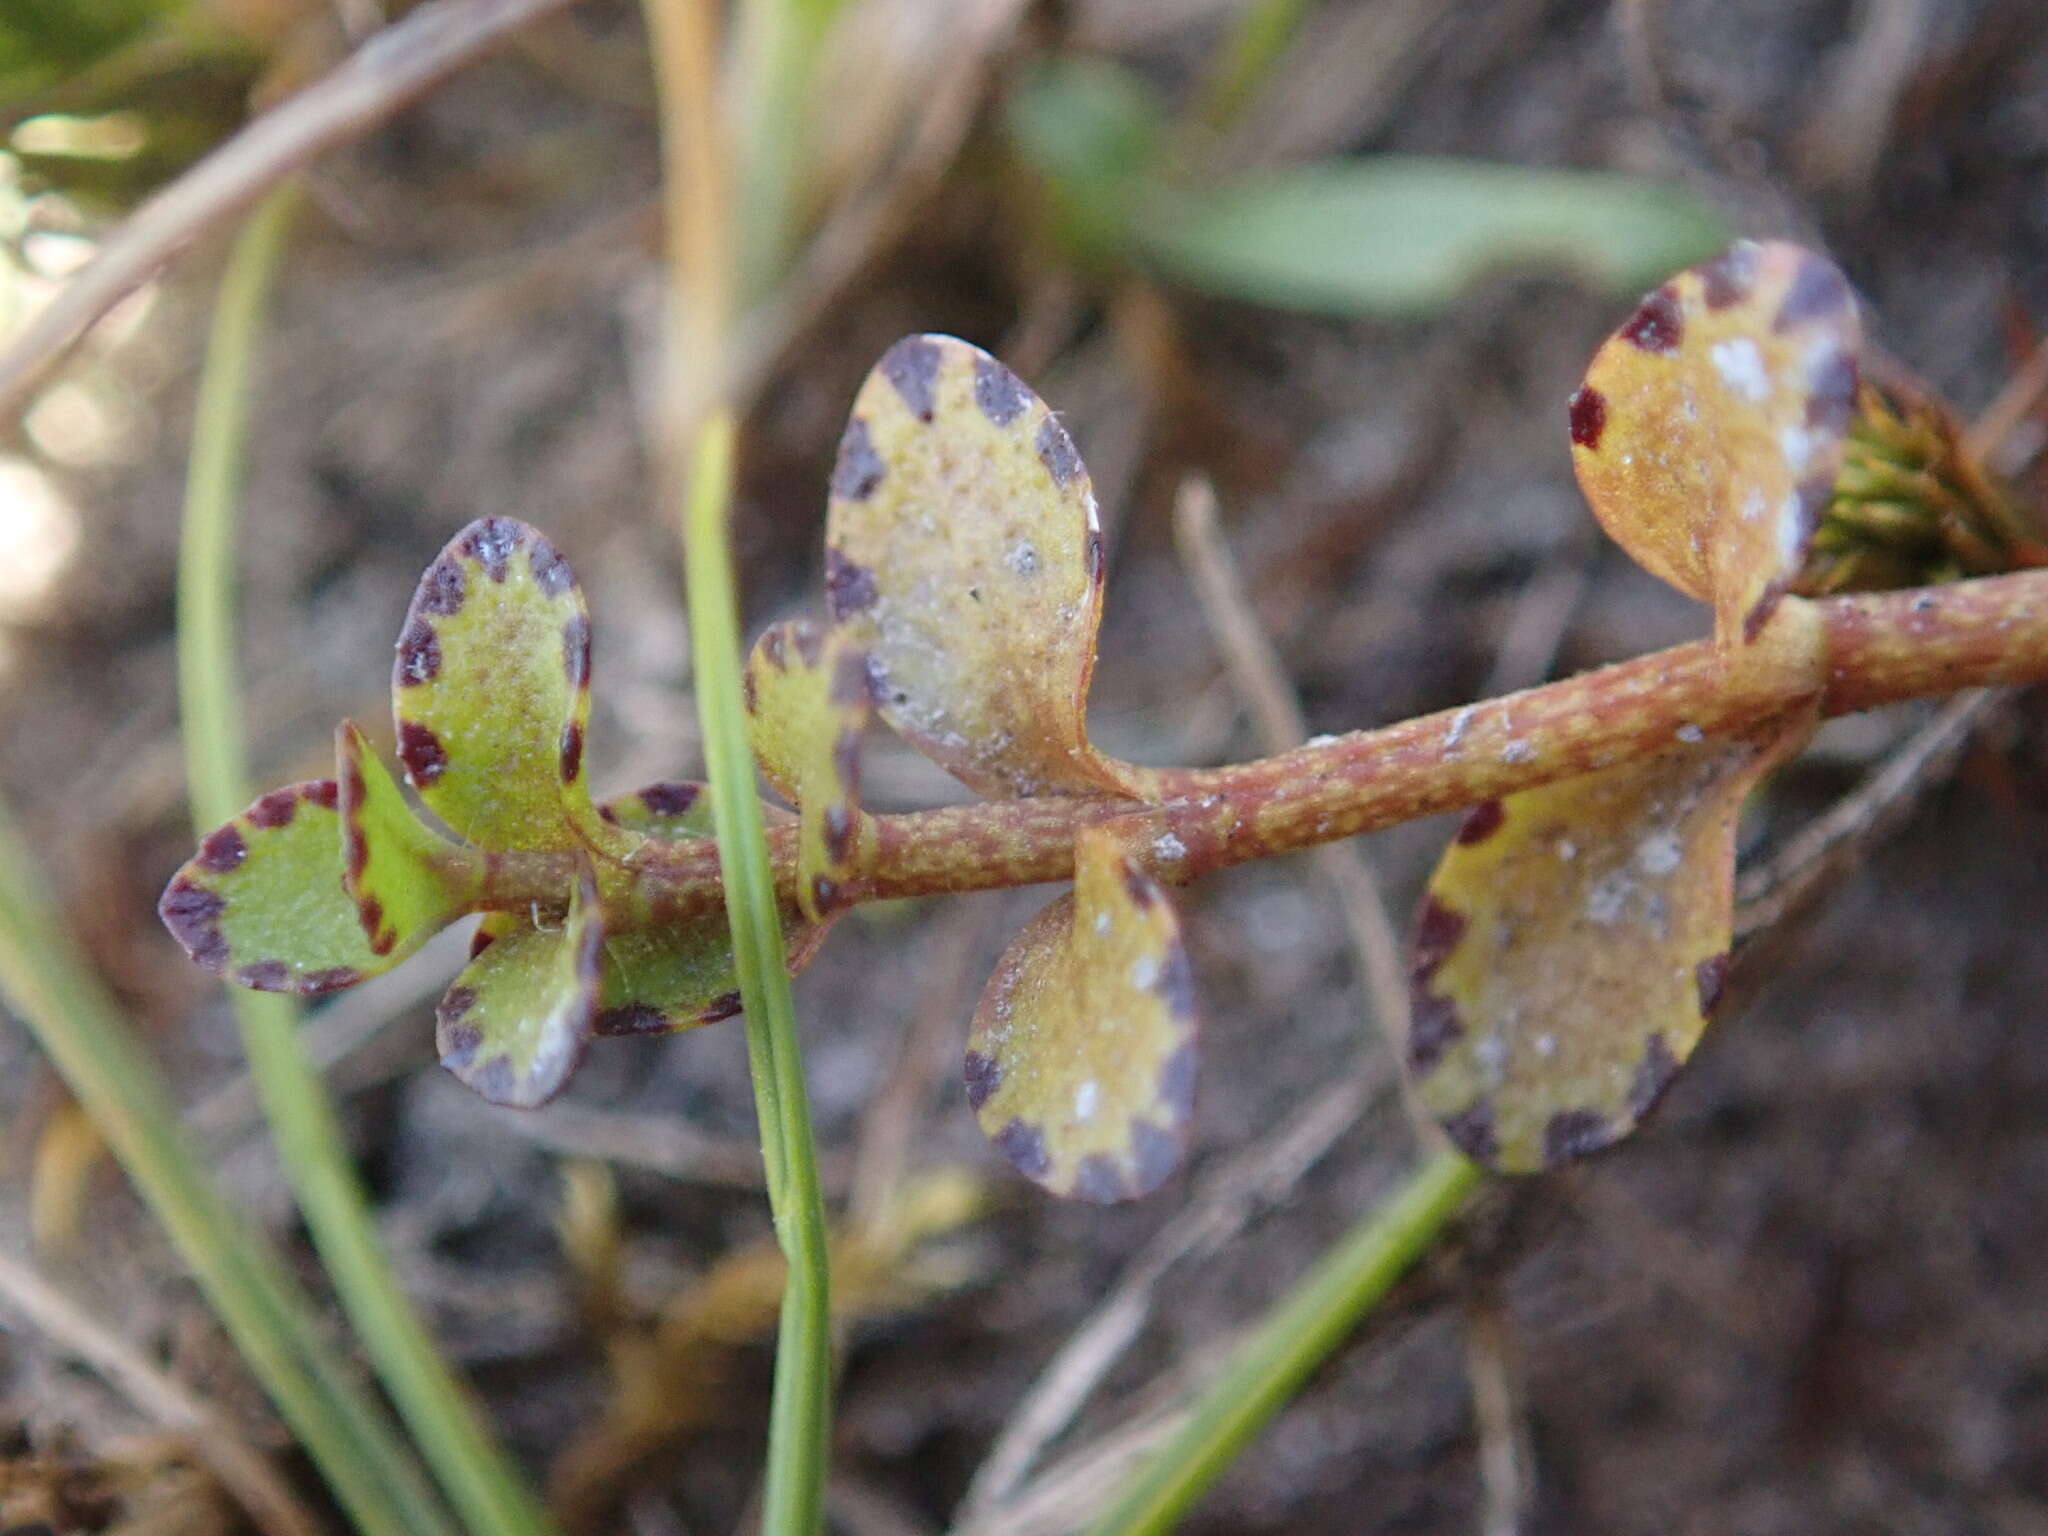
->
[685,410,836,1535]
[177,181,560,1536]
[1086,1151,1484,1536]
[0,793,454,1536]
[467,568,2048,919]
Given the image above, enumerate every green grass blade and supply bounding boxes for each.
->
[176,181,560,1536]
[0,794,452,1536]
[1086,1151,1483,1536]
[684,410,834,1535]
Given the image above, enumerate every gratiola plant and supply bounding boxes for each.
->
[163,239,2048,1198]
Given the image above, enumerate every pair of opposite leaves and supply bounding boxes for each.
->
[162,237,1859,1195]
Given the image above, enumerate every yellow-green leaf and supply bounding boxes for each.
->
[159,780,391,996]
[1407,716,1813,1173]
[966,823,1198,1202]
[437,857,604,1108]
[391,516,597,850]
[336,721,483,966]
[1569,240,1861,646]
[744,617,873,919]
[824,334,1145,799]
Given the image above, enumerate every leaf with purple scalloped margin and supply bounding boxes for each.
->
[437,857,604,1107]
[1407,711,1814,1174]
[159,780,393,996]
[824,334,1148,799]
[336,721,483,966]
[391,515,597,851]
[1568,239,1861,647]
[745,617,873,920]
[966,822,1198,1202]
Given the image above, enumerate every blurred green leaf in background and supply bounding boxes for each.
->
[1007,56,1730,320]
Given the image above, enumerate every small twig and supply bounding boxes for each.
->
[1734,688,2005,940]
[849,900,995,1227]
[0,1251,323,1536]
[1965,335,2048,476]
[0,0,584,419]
[1169,475,1412,1060]
[955,1070,1389,1520]
[1464,1293,1532,1536]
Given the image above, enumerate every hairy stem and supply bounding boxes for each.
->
[477,572,2048,916]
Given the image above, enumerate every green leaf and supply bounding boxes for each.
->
[1569,240,1862,647]
[337,722,484,965]
[159,780,393,995]
[1137,157,1730,319]
[745,618,873,919]
[391,517,598,852]
[437,858,603,1108]
[1408,713,1813,1173]
[967,823,1199,1202]
[1003,55,1168,269]
[825,335,1147,799]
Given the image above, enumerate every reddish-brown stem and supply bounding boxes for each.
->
[481,574,2048,917]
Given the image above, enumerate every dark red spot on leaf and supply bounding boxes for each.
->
[1628,1032,1681,1117]
[973,352,1030,426]
[1774,255,1850,333]
[197,826,247,873]
[701,990,744,1023]
[1542,1108,1614,1164]
[468,925,498,959]
[810,874,839,912]
[159,879,227,968]
[1457,799,1506,844]
[994,1118,1051,1180]
[1441,1100,1498,1163]
[398,721,448,787]
[249,790,299,829]
[235,960,290,991]
[1805,350,1858,434]
[562,616,591,689]
[529,537,575,596]
[1411,896,1468,985]
[880,336,941,420]
[1406,993,1464,1077]
[460,517,523,582]
[1698,243,1757,309]
[441,1021,482,1067]
[359,895,392,955]
[442,984,478,1022]
[396,618,441,686]
[303,966,363,994]
[596,1003,672,1037]
[831,417,885,501]
[418,557,466,615]
[559,721,584,783]
[963,1049,1002,1110]
[1035,416,1083,487]
[825,547,880,620]
[1694,952,1730,1015]
[305,780,339,810]
[1620,286,1683,352]
[1568,385,1607,449]
[639,782,699,818]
